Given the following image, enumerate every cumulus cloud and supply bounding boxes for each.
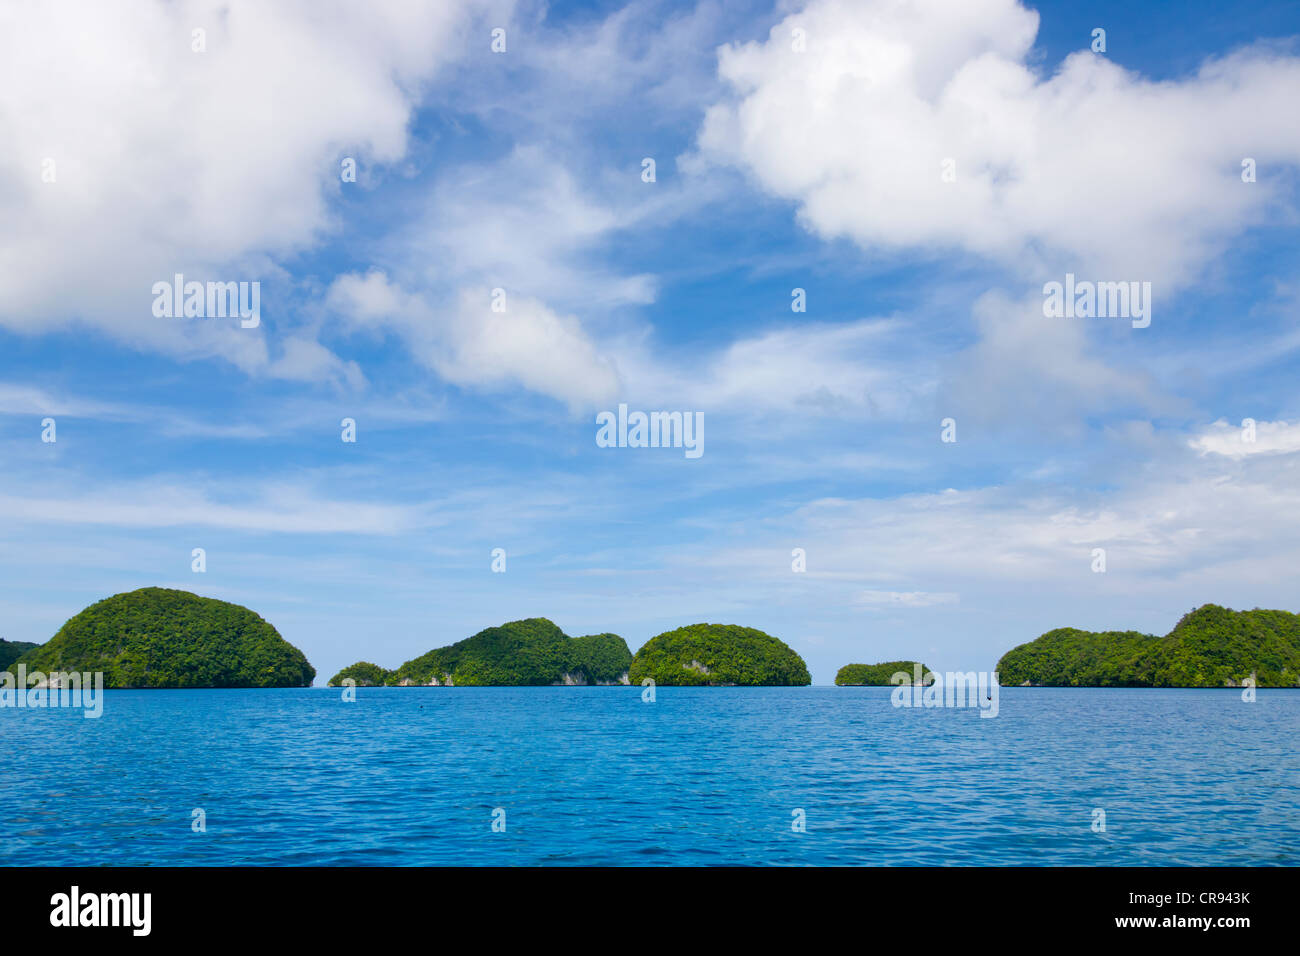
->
[326,271,623,412]
[696,0,1300,287]
[0,0,496,368]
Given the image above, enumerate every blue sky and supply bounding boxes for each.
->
[2,0,1300,683]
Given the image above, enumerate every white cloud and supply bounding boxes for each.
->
[686,318,919,414]
[676,441,1300,618]
[0,381,277,437]
[618,290,1166,428]
[0,383,133,420]
[410,146,659,311]
[0,0,497,368]
[608,309,939,421]
[266,336,366,390]
[1191,419,1300,458]
[0,481,429,535]
[326,271,623,412]
[696,0,1300,287]
[941,291,1172,426]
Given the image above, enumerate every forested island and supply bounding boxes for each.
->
[330,618,633,686]
[11,587,315,688]
[996,604,1300,687]
[835,661,933,685]
[627,623,810,686]
[0,638,40,671]
[10,593,1291,692]
[331,620,811,687]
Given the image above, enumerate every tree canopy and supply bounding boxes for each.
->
[996,604,1300,687]
[16,587,315,688]
[329,661,392,686]
[628,623,811,686]
[328,619,633,686]
[0,638,40,672]
[835,661,934,685]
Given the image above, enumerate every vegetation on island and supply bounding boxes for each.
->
[835,661,934,686]
[627,623,811,686]
[996,604,1300,687]
[0,638,40,672]
[564,633,636,684]
[14,587,315,688]
[331,620,810,687]
[329,661,392,686]
[329,618,633,687]
[17,596,1290,692]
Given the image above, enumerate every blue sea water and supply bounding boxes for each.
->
[2,686,1297,866]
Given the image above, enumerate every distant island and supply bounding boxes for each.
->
[11,587,315,688]
[835,661,934,686]
[11,593,1292,692]
[0,638,40,672]
[330,618,633,686]
[331,620,811,687]
[996,604,1300,687]
[627,623,810,686]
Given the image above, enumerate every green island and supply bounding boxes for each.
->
[996,604,1300,687]
[11,587,315,688]
[626,623,810,686]
[0,638,41,672]
[331,620,810,687]
[835,661,934,686]
[330,618,634,686]
[13,593,1292,691]
[329,661,392,687]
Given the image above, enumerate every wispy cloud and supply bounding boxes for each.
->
[1191,419,1300,458]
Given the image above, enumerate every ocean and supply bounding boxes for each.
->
[3,686,1297,865]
